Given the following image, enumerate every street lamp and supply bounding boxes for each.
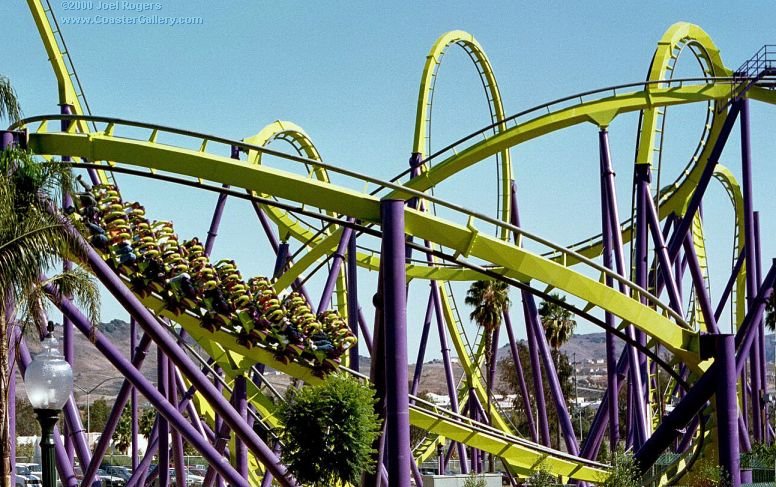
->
[75,376,125,434]
[24,321,73,487]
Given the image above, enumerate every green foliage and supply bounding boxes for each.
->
[0,75,22,123]
[743,441,776,466]
[463,472,487,487]
[15,442,35,462]
[277,373,381,486]
[538,293,576,353]
[599,449,642,487]
[15,398,41,436]
[766,293,775,332]
[112,405,132,453]
[685,458,730,487]
[139,407,156,439]
[527,464,556,486]
[497,343,573,449]
[82,398,111,432]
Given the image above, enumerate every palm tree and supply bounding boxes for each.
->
[538,293,576,362]
[465,279,510,472]
[0,140,100,484]
[538,293,576,449]
[0,76,22,125]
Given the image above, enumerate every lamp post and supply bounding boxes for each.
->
[24,321,73,487]
[75,376,125,434]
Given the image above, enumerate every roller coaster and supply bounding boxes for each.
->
[4,2,776,486]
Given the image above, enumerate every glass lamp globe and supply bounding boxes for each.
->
[25,322,73,410]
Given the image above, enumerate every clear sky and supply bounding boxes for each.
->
[2,1,774,360]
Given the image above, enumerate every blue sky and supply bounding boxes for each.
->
[2,1,774,360]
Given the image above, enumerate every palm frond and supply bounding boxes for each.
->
[0,76,22,125]
[41,268,100,325]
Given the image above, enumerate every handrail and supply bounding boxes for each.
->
[20,114,690,329]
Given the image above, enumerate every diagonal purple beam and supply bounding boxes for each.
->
[411,291,435,397]
[503,312,537,442]
[72,240,297,486]
[47,291,254,487]
[317,223,354,314]
[81,333,152,487]
[636,260,775,470]
[682,234,720,333]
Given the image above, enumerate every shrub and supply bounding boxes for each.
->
[463,473,487,487]
[600,449,642,487]
[527,464,556,486]
[277,373,381,486]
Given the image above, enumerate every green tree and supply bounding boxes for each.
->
[112,405,132,453]
[526,464,556,486]
[462,472,486,487]
[766,293,775,332]
[0,75,21,124]
[0,91,99,484]
[465,279,510,471]
[277,373,381,486]
[538,293,576,363]
[599,449,642,487]
[139,407,156,439]
[84,398,111,432]
[15,398,41,436]
[497,342,573,450]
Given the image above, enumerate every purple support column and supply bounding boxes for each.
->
[523,295,551,446]
[49,293,252,487]
[525,296,580,454]
[636,261,776,470]
[233,375,249,480]
[317,223,354,313]
[212,365,226,487]
[357,308,375,356]
[81,333,152,487]
[503,312,537,442]
[431,281,469,472]
[740,98,763,443]
[599,129,620,451]
[411,292,435,396]
[347,229,360,371]
[713,334,741,486]
[169,363,186,487]
[131,318,139,471]
[510,180,551,447]
[682,236,720,333]
[754,212,769,443]
[158,350,170,487]
[66,240,296,485]
[714,251,746,322]
[633,163,651,448]
[203,146,238,256]
[381,199,411,487]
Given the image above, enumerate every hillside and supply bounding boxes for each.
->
[15,321,776,402]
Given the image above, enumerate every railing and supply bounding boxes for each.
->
[736,45,776,78]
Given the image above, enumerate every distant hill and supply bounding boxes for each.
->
[16,321,776,401]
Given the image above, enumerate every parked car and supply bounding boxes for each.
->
[24,464,61,487]
[102,466,132,482]
[97,468,127,487]
[15,465,41,487]
[147,468,204,487]
[74,465,103,487]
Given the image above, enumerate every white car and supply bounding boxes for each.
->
[15,464,41,487]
